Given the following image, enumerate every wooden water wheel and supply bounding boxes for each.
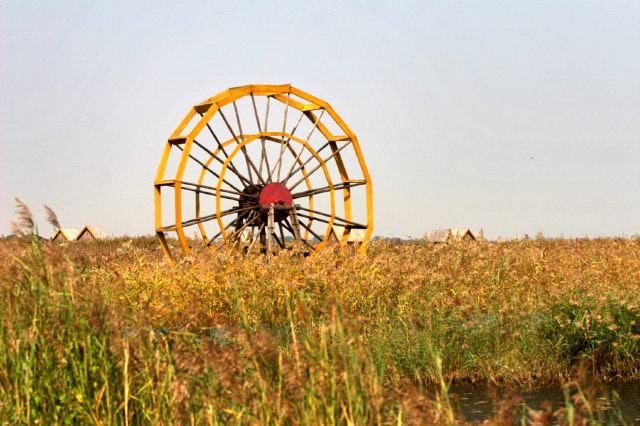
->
[154,84,373,256]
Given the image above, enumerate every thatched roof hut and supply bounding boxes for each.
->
[51,228,80,242]
[77,225,106,241]
[425,228,476,243]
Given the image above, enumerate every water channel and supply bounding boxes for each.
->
[450,382,640,423]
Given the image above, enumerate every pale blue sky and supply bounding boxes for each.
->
[1,1,639,239]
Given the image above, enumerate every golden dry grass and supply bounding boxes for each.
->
[0,236,638,424]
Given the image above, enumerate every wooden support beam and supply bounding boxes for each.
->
[288,205,303,242]
[266,203,275,254]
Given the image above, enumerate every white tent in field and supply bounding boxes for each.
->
[51,228,80,242]
[328,226,366,244]
[424,228,476,243]
[77,225,106,241]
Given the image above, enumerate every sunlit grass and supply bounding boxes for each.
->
[0,236,638,424]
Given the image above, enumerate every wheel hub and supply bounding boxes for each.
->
[259,182,293,222]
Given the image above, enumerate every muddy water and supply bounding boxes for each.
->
[450,382,640,423]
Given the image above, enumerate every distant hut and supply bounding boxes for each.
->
[77,225,106,241]
[425,229,450,243]
[328,226,366,244]
[450,228,476,241]
[51,228,80,242]
[425,228,476,243]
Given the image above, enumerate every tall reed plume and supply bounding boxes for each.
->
[44,204,61,231]
[11,197,35,237]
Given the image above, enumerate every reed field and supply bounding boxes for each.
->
[1,235,639,424]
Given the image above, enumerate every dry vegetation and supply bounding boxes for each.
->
[1,236,639,424]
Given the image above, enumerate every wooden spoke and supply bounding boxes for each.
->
[282,92,290,134]
[280,218,293,233]
[226,212,261,242]
[280,110,324,185]
[206,214,244,247]
[269,110,305,182]
[263,96,270,132]
[162,202,251,233]
[288,218,318,250]
[296,205,367,229]
[263,96,273,181]
[288,141,352,191]
[289,111,305,137]
[272,229,285,249]
[193,139,252,187]
[270,136,288,184]
[179,183,239,202]
[304,109,324,141]
[250,94,263,134]
[231,100,254,184]
[184,203,259,231]
[281,140,332,186]
[294,213,333,227]
[232,101,244,141]
[250,94,268,179]
[274,92,291,181]
[290,216,317,241]
[205,205,260,247]
[202,123,250,185]
[296,212,366,230]
[218,108,266,185]
[218,107,253,183]
[181,181,257,200]
[278,222,287,247]
[291,180,365,200]
[217,203,259,219]
[175,143,245,193]
[246,223,266,253]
